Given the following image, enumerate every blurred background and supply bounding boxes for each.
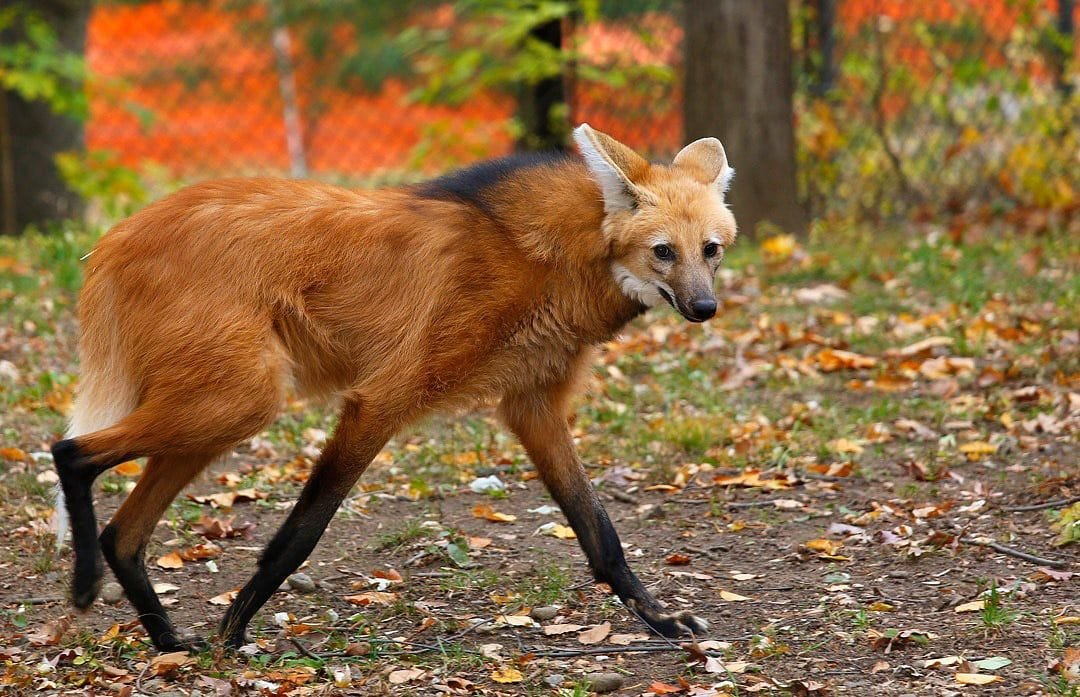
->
[1,0,1077,237]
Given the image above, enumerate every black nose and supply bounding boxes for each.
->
[690,298,717,320]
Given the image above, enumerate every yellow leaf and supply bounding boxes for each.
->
[713,469,791,490]
[1053,616,1080,626]
[827,438,864,455]
[491,666,523,684]
[536,522,577,539]
[959,441,997,461]
[956,673,1001,685]
[472,503,517,523]
[156,552,184,569]
[114,460,142,476]
[867,601,895,612]
[954,599,985,613]
[760,234,798,262]
[806,538,843,556]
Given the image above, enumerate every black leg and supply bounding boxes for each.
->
[501,394,708,639]
[100,524,204,651]
[53,438,120,609]
[219,401,390,647]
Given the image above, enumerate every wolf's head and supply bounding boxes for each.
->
[574,124,737,322]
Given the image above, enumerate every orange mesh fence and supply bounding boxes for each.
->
[85,0,1076,216]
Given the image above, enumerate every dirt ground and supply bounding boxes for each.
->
[1,225,1077,695]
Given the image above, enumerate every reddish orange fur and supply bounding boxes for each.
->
[62,125,736,647]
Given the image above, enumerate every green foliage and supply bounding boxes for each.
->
[0,4,87,118]
[55,150,152,220]
[1052,502,1080,547]
[796,0,1078,221]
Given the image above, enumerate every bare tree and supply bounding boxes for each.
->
[683,0,806,237]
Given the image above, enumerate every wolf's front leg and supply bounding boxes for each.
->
[499,388,708,639]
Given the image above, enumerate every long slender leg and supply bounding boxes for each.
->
[219,399,394,647]
[52,439,130,609]
[99,453,215,650]
[499,387,708,638]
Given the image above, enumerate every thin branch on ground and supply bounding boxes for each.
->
[963,536,1069,569]
[1004,496,1080,513]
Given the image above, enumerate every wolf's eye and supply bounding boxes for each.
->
[653,244,674,261]
[703,242,720,258]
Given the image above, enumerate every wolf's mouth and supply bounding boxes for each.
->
[656,286,707,323]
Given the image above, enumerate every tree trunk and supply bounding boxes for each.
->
[516,16,568,152]
[683,0,806,237]
[0,0,89,234]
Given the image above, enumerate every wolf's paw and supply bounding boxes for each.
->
[155,630,209,653]
[628,599,709,639]
[71,558,104,610]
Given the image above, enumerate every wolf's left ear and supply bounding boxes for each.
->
[573,123,650,213]
[673,137,734,194]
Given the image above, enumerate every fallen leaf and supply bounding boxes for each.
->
[28,616,70,646]
[713,469,791,490]
[388,667,425,684]
[955,599,985,613]
[535,522,576,539]
[490,666,523,683]
[208,590,238,605]
[345,591,398,606]
[665,553,691,565]
[956,673,1000,685]
[719,590,752,601]
[959,441,997,461]
[156,552,184,569]
[111,460,141,476]
[806,538,844,556]
[472,503,517,523]
[579,622,612,644]
[972,656,1012,670]
[543,623,586,636]
[0,447,28,462]
[150,651,195,676]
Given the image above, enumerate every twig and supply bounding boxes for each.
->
[12,596,64,606]
[525,639,752,659]
[608,489,639,505]
[288,636,321,660]
[963,537,1069,569]
[726,500,783,509]
[1004,496,1080,513]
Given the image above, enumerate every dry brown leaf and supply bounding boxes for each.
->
[472,503,517,523]
[150,651,195,675]
[542,623,586,636]
[578,622,612,644]
[208,590,238,605]
[345,591,398,606]
[156,551,184,569]
[388,667,426,684]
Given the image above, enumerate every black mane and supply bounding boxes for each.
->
[413,150,573,217]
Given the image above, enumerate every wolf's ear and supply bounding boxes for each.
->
[673,137,734,194]
[573,123,649,213]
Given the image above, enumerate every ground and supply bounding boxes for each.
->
[0,220,1077,696]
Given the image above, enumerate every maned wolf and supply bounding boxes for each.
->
[53,124,737,650]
